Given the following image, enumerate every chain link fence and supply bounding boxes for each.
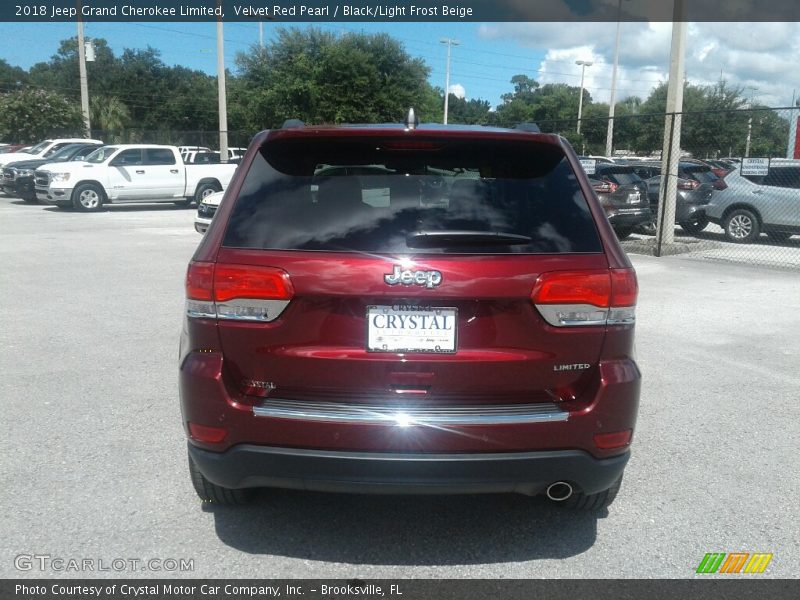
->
[46,129,256,150]
[567,107,800,271]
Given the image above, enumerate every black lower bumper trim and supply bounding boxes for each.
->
[188,444,630,496]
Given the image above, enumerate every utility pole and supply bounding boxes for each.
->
[605,0,624,157]
[259,22,264,48]
[217,3,228,162]
[76,2,91,134]
[440,38,459,124]
[575,60,593,134]
[787,89,798,159]
[655,0,687,249]
[744,86,758,158]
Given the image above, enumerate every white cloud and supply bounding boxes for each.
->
[479,22,800,108]
[448,83,466,99]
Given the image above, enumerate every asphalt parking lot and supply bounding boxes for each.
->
[1,196,799,579]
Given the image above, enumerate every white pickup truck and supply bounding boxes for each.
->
[35,144,236,211]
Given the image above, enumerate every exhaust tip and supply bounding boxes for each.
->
[546,481,573,502]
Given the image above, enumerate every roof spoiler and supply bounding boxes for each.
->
[515,123,541,133]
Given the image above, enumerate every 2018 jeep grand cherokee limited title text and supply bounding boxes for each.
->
[179,117,641,511]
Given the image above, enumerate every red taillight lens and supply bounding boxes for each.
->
[185,262,294,322]
[594,429,633,449]
[610,269,638,306]
[531,269,637,327]
[531,271,612,308]
[188,422,227,443]
[677,178,700,190]
[186,262,214,301]
[592,180,619,194]
[213,264,294,302]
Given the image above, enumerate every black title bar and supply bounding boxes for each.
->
[5,0,800,22]
[4,579,800,600]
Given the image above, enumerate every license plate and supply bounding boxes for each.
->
[367,305,457,353]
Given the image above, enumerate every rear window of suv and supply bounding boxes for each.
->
[222,134,602,254]
[595,167,643,186]
[681,165,718,183]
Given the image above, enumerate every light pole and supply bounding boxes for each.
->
[745,86,758,158]
[655,0,687,249]
[217,1,228,162]
[76,3,91,134]
[575,60,593,134]
[605,0,627,157]
[440,38,459,124]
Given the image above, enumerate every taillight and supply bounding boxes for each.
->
[531,269,637,327]
[592,180,619,194]
[677,178,699,190]
[185,261,293,322]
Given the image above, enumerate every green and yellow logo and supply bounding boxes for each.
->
[696,553,773,574]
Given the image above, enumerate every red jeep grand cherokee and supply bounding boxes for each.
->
[179,115,641,510]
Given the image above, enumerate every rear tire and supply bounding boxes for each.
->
[723,208,760,243]
[188,452,254,505]
[613,227,634,240]
[679,214,709,235]
[559,476,623,511]
[194,181,221,205]
[637,217,657,236]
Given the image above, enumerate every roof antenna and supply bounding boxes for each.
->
[404,108,419,130]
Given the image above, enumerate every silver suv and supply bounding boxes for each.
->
[704,163,800,243]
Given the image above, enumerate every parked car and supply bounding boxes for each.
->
[0,144,31,154]
[194,190,223,233]
[0,138,103,169]
[2,142,103,202]
[185,151,221,164]
[588,164,652,239]
[180,116,641,510]
[703,159,736,178]
[704,165,800,243]
[628,162,715,235]
[35,144,236,211]
[179,145,211,157]
[226,147,247,161]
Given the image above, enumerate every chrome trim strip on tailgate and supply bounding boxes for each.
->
[253,399,569,425]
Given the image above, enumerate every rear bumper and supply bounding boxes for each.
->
[675,203,708,222]
[606,207,651,228]
[188,443,630,496]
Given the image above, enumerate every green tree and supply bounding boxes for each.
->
[234,28,435,130]
[494,76,586,133]
[0,59,27,92]
[446,95,493,125]
[0,88,83,142]
[90,96,131,141]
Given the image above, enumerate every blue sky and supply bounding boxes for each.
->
[0,22,550,107]
[2,21,799,109]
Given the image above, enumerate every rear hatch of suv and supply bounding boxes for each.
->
[191,128,630,409]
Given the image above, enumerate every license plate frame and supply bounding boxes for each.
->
[366,305,457,354]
